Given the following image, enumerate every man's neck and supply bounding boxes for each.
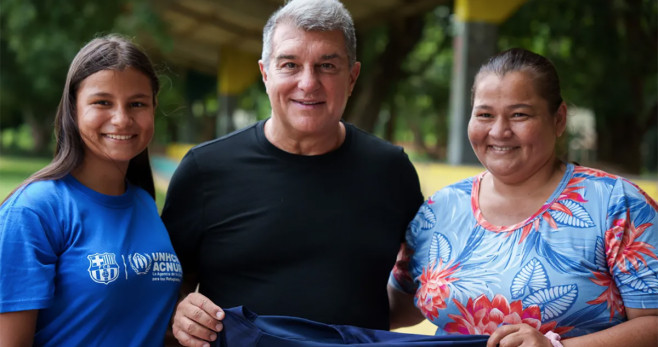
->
[264,118,346,156]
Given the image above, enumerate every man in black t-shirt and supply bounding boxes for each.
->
[163,1,423,346]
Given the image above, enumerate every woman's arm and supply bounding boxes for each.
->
[561,308,658,347]
[487,308,658,347]
[0,310,38,347]
[388,283,425,330]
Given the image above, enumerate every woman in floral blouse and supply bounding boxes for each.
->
[388,48,658,347]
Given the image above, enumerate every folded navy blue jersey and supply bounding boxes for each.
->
[216,306,489,347]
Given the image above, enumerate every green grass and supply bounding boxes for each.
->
[155,188,166,212]
[0,156,50,200]
[0,156,168,210]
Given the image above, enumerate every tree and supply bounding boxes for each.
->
[0,0,167,154]
[343,13,426,133]
[342,4,456,162]
[499,0,657,174]
[387,6,454,159]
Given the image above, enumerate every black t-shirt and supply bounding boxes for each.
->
[162,120,423,330]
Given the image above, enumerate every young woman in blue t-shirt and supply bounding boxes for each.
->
[0,34,182,346]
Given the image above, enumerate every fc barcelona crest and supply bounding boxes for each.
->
[87,253,120,284]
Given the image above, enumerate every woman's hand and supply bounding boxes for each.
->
[487,323,554,347]
[172,292,225,347]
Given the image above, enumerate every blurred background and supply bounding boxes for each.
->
[1,0,656,206]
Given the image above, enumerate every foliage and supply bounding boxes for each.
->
[380,0,656,173]
[0,156,50,201]
[345,8,427,134]
[1,124,40,154]
[153,67,188,144]
[0,155,168,211]
[239,82,271,121]
[1,0,655,174]
[0,0,169,153]
[382,5,454,159]
[498,0,657,173]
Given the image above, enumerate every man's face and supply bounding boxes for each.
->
[259,23,360,139]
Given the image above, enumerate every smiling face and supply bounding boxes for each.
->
[76,67,154,172]
[258,23,360,141]
[468,71,566,183]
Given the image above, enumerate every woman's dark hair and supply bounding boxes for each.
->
[6,34,159,201]
[471,48,563,114]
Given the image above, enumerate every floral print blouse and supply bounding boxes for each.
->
[390,164,658,337]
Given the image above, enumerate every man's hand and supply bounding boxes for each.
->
[172,293,225,347]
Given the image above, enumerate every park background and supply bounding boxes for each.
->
[1,0,656,336]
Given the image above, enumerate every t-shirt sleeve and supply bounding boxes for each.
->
[604,178,658,309]
[161,150,204,277]
[388,148,424,292]
[395,149,424,242]
[0,200,59,313]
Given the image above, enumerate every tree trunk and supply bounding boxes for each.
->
[344,15,425,132]
[383,106,396,142]
[595,111,642,175]
[25,109,52,155]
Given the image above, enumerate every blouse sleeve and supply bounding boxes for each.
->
[388,201,429,294]
[604,178,658,309]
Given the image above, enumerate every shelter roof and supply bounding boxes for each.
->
[152,0,447,74]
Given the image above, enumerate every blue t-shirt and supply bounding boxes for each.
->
[0,174,183,346]
[216,306,489,346]
[390,164,658,337]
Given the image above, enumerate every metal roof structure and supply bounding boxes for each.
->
[152,0,448,74]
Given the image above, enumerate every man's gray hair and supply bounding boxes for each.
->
[261,0,357,69]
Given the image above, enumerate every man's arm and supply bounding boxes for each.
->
[162,150,224,346]
[161,149,205,279]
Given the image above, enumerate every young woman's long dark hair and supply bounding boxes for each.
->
[4,34,159,202]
